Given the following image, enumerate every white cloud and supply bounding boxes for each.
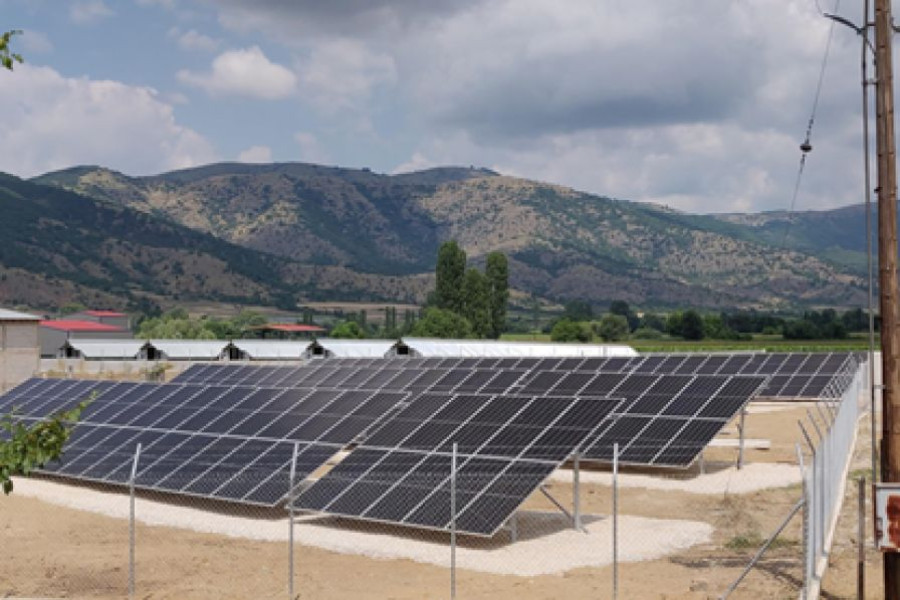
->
[177,46,297,100]
[237,145,272,163]
[170,27,219,52]
[70,1,113,24]
[294,132,330,163]
[0,64,218,177]
[207,0,865,213]
[296,40,396,114]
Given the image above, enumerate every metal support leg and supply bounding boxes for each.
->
[451,442,457,600]
[738,408,746,470]
[288,442,298,600]
[128,443,142,600]
[613,443,619,600]
[573,452,582,530]
[508,513,518,543]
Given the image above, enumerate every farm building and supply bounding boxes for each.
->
[59,339,148,360]
[396,337,639,358]
[304,339,400,358]
[0,308,40,392]
[143,340,231,361]
[226,340,309,360]
[39,319,132,357]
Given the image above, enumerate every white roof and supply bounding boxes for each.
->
[0,308,40,321]
[148,339,230,360]
[64,339,146,359]
[230,340,309,360]
[398,338,638,358]
[312,339,398,358]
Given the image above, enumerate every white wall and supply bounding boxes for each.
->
[0,321,40,392]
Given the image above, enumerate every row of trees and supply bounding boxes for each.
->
[429,241,509,339]
[548,302,873,342]
[136,309,268,339]
[373,241,512,339]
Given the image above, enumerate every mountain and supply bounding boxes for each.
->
[29,162,870,311]
[713,204,879,273]
[0,173,427,312]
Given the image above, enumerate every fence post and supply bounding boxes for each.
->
[797,444,809,595]
[573,451,581,530]
[859,477,866,600]
[128,442,142,600]
[613,442,619,600]
[451,442,457,600]
[288,442,298,600]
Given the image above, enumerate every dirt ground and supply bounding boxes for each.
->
[0,402,832,600]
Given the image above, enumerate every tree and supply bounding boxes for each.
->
[596,314,629,342]
[550,318,592,342]
[461,268,491,338]
[485,252,509,338]
[639,312,666,332]
[680,310,705,340]
[411,308,473,339]
[329,321,367,339]
[0,30,22,71]
[1,399,89,494]
[563,300,593,322]
[609,301,639,332]
[433,241,467,313]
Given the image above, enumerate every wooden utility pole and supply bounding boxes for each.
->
[876,0,900,596]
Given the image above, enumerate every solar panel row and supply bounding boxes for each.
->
[294,393,623,536]
[175,351,858,399]
[0,378,408,506]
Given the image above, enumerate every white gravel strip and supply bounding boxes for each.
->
[11,478,711,576]
[549,462,801,494]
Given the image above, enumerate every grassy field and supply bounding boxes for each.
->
[500,333,874,352]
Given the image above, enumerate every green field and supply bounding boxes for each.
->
[500,333,874,352]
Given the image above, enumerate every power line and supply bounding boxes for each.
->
[782,0,841,247]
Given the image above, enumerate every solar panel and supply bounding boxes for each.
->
[2,378,409,506]
[294,392,622,536]
[582,373,767,466]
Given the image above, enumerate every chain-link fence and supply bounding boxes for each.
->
[797,359,865,598]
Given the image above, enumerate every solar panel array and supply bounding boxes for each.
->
[295,393,622,536]
[0,378,407,506]
[174,351,859,399]
[0,350,853,537]
[176,359,770,466]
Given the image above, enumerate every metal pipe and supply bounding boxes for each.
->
[860,476,867,599]
[451,442,457,600]
[128,442,142,600]
[613,442,619,600]
[289,442,298,600]
[573,452,581,530]
[718,499,804,599]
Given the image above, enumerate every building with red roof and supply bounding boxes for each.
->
[69,310,131,331]
[39,319,133,357]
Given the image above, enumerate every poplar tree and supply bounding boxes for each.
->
[462,268,491,338]
[485,252,509,339]
[434,240,467,313]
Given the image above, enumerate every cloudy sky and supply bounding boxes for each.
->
[0,0,875,213]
